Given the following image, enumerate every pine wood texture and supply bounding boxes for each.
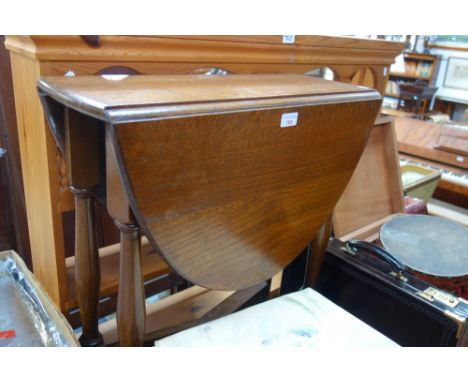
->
[5,35,403,312]
[5,35,403,67]
[0,36,31,265]
[8,53,67,307]
[333,117,405,240]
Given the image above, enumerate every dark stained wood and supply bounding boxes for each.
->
[116,222,145,347]
[106,125,146,346]
[109,88,381,290]
[433,187,468,210]
[105,125,134,224]
[37,74,379,123]
[73,189,103,346]
[40,74,381,345]
[305,215,333,287]
[65,108,103,346]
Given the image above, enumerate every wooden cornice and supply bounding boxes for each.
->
[5,35,404,66]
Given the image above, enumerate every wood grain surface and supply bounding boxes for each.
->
[37,74,378,122]
[6,35,402,313]
[37,72,381,345]
[395,117,468,170]
[9,52,67,306]
[111,97,381,290]
[0,36,31,265]
[333,120,404,239]
[6,35,403,65]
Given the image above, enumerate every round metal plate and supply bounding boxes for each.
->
[380,214,468,278]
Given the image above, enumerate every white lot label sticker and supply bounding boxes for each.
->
[282,35,295,44]
[281,112,299,128]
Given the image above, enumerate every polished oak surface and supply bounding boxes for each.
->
[37,74,378,123]
[112,101,381,290]
[40,74,381,292]
[39,74,381,343]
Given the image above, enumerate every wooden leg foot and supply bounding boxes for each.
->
[116,221,146,346]
[305,215,333,288]
[71,186,103,347]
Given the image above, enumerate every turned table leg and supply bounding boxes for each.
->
[304,215,333,288]
[115,222,146,346]
[65,109,103,346]
[71,186,103,346]
[106,125,146,346]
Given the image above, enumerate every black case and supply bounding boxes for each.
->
[315,238,468,347]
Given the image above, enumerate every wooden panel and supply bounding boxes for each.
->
[333,120,405,238]
[38,61,390,96]
[9,53,67,306]
[113,99,381,290]
[339,215,396,242]
[395,117,468,170]
[38,74,376,121]
[5,35,404,65]
[167,35,404,50]
[0,36,31,263]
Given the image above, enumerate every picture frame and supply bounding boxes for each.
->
[444,57,468,91]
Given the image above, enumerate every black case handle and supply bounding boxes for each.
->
[345,240,407,274]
